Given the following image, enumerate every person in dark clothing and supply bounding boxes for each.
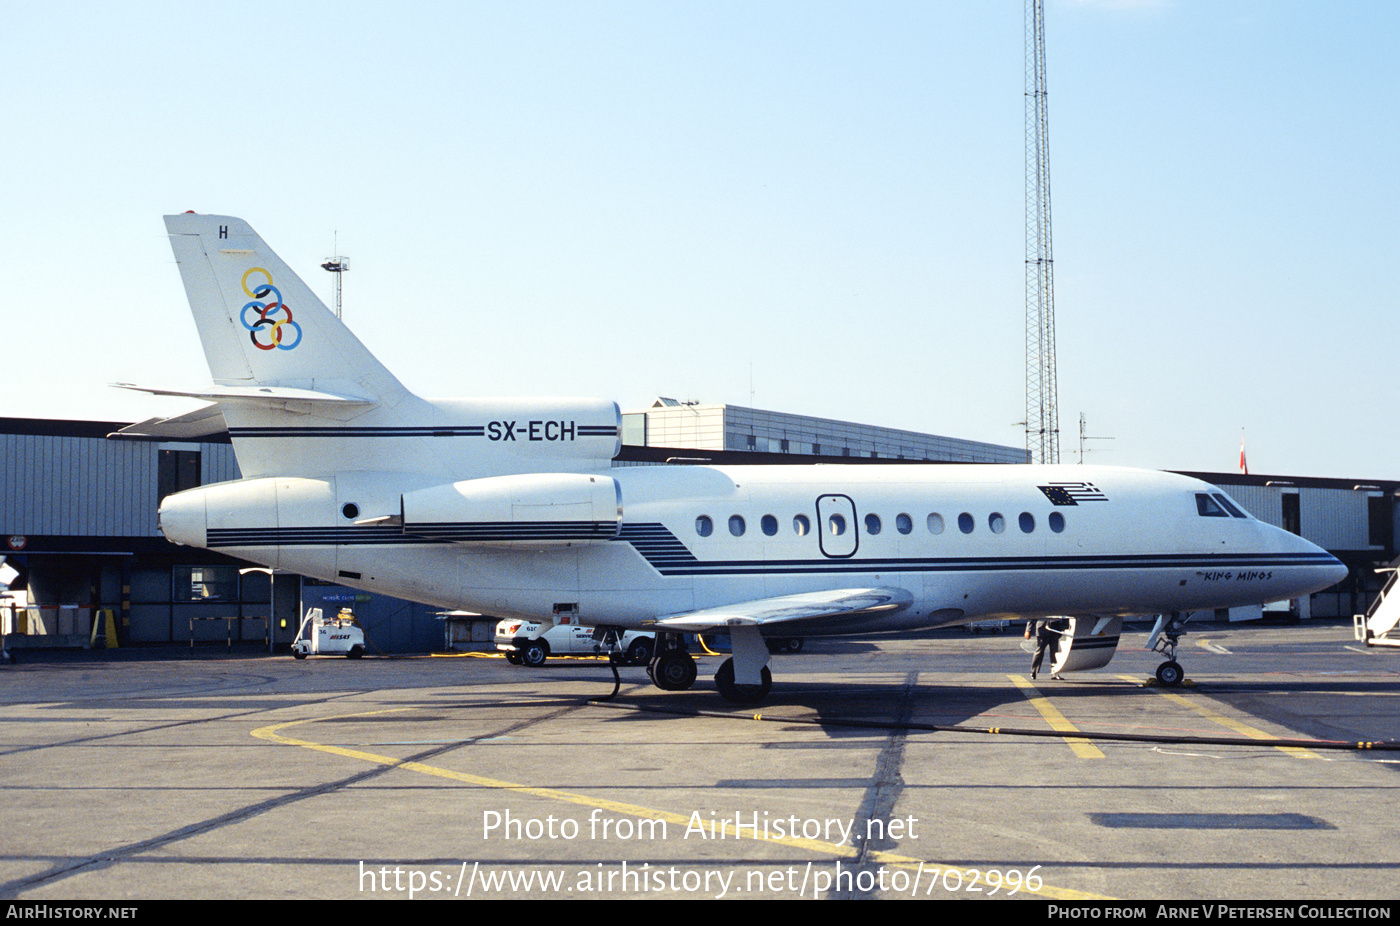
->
[1026,618,1066,680]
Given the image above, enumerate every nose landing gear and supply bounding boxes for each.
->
[1147,612,1192,687]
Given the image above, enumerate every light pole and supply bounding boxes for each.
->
[321,255,349,318]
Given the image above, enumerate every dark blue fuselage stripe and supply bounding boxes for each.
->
[409,520,618,541]
[227,426,617,438]
[206,521,1336,582]
[209,520,617,546]
[626,558,1329,577]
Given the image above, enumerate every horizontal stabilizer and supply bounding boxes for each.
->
[113,382,375,405]
[108,403,228,441]
[654,587,914,633]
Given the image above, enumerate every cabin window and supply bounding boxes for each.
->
[927,513,944,534]
[896,513,913,534]
[793,514,811,536]
[728,515,746,537]
[1048,511,1065,533]
[865,514,882,535]
[1019,512,1035,533]
[696,515,714,537]
[761,514,779,536]
[958,512,974,534]
[829,514,847,536]
[989,512,1005,534]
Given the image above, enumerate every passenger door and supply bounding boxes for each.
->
[816,494,859,558]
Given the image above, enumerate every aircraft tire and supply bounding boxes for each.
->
[651,653,696,691]
[714,658,772,705]
[521,641,548,668]
[1156,661,1184,687]
[626,638,654,667]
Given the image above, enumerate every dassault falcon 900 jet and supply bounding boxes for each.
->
[134,213,1346,704]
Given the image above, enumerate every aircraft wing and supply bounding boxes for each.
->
[652,587,914,633]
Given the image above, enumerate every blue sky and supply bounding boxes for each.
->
[5,1,1396,478]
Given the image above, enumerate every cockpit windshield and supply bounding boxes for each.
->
[1196,492,1249,519]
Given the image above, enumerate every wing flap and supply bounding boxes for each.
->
[653,587,913,633]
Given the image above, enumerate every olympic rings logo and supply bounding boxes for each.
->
[239,267,303,351]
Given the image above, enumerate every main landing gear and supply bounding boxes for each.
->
[1147,611,1192,687]
[711,625,773,705]
[644,628,776,704]
[714,659,771,704]
[648,633,698,691]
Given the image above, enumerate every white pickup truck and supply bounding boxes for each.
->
[495,620,655,667]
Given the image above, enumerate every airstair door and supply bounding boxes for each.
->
[816,494,859,559]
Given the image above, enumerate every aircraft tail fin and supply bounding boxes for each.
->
[161,213,430,478]
[159,213,621,482]
[163,213,409,406]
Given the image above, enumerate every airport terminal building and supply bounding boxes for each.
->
[2,411,1394,653]
[620,399,1029,463]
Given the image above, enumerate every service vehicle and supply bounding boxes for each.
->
[291,607,366,659]
[495,619,654,667]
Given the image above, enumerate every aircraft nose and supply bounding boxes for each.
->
[1290,530,1348,593]
[1319,551,1349,589]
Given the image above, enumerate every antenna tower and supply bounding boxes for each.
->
[321,233,349,319]
[1025,0,1060,464]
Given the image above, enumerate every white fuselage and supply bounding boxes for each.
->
[160,462,1345,633]
[147,212,1346,642]
[144,211,1350,701]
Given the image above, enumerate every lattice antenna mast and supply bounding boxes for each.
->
[1025,0,1060,464]
[322,254,349,319]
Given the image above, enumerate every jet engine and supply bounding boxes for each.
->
[1050,616,1124,674]
[401,473,621,544]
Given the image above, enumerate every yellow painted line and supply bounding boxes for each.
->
[1114,674,1321,760]
[1008,675,1105,759]
[251,707,1110,900]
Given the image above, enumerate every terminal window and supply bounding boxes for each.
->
[158,449,201,503]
